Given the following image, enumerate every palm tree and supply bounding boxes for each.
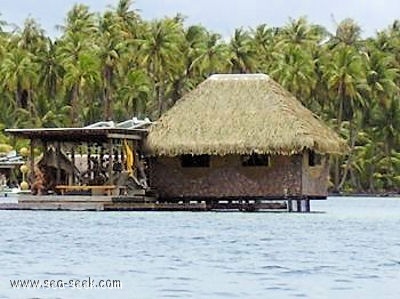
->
[331,18,362,48]
[56,4,99,125]
[116,69,151,119]
[16,18,47,55]
[323,45,367,191]
[0,48,38,111]
[373,96,400,189]
[228,28,256,73]
[37,38,64,99]
[168,25,210,103]
[138,17,184,117]
[98,11,125,121]
[115,0,141,34]
[58,4,98,37]
[251,24,276,72]
[270,45,316,105]
[365,48,398,110]
[200,31,228,75]
[324,46,366,128]
[57,33,100,125]
[279,17,326,48]
[62,51,100,125]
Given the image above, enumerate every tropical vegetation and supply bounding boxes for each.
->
[0,0,399,193]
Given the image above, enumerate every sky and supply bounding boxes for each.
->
[1,0,400,38]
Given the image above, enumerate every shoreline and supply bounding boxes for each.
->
[329,193,400,198]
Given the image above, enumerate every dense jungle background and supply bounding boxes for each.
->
[0,0,399,193]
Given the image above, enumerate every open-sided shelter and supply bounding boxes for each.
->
[6,118,151,195]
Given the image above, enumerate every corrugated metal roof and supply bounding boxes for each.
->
[5,118,153,142]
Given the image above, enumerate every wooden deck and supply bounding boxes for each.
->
[55,185,117,196]
[0,195,112,211]
[0,195,317,212]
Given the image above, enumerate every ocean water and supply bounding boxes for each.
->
[0,196,399,299]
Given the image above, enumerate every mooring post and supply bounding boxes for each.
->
[287,198,293,212]
[301,199,307,212]
[295,198,311,213]
[296,199,301,212]
[305,199,311,212]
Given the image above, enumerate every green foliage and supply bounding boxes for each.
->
[0,2,399,193]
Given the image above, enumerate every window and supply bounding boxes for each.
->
[308,150,322,167]
[180,154,210,168]
[241,154,270,167]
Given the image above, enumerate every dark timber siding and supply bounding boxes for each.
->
[149,154,305,199]
[301,153,330,197]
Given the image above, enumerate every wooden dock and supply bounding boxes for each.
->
[0,195,112,211]
[0,195,318,212]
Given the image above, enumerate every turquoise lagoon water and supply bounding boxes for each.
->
[0,196,399,299]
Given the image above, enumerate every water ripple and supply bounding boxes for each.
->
[0,197,400,298]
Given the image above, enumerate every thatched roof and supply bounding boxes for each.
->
[146,74,347,156]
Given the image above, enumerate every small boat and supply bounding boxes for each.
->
[1,186,25,197]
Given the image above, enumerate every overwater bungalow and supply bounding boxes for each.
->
[146,74,347,211]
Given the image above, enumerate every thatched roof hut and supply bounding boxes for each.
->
[146,73,346,156]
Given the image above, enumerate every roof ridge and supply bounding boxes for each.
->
[209,73,270,80]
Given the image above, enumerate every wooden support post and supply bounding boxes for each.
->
[296,199,301,212]
[71,145,75,184]
[287,198,311,213]
[134,144,143,178]
[56,141,61,185]
[108,139,113,184]
[305,199,311,213]
[29,139,35,184]
[120,144,125,170]
[87,143,91,181]
[287,198,293,212]
[300,199,306,212]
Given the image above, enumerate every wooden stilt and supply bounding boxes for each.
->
[108,139,113,184]
[287,197,311,213]
[29,139,35,183]
[56,141,61,185]
[301,199,306,212]
[120,144,125,170]
[287,198,293,212]
[296,199,301,212]
[305,199,311,212]
[71,145,75,184]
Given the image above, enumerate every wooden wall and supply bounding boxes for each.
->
[149,154,304,199]
[301,153,330,197]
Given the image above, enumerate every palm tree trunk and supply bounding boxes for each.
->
[103,66,113,121]
[15,90,20,108]
[368,162,376,193]
[333,80,345,192]
[16,81,23,108]
[71,84,79,126]
[156,78,165,118]
[338,118,358,190]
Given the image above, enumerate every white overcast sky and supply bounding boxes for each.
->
[0,0,399,37]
